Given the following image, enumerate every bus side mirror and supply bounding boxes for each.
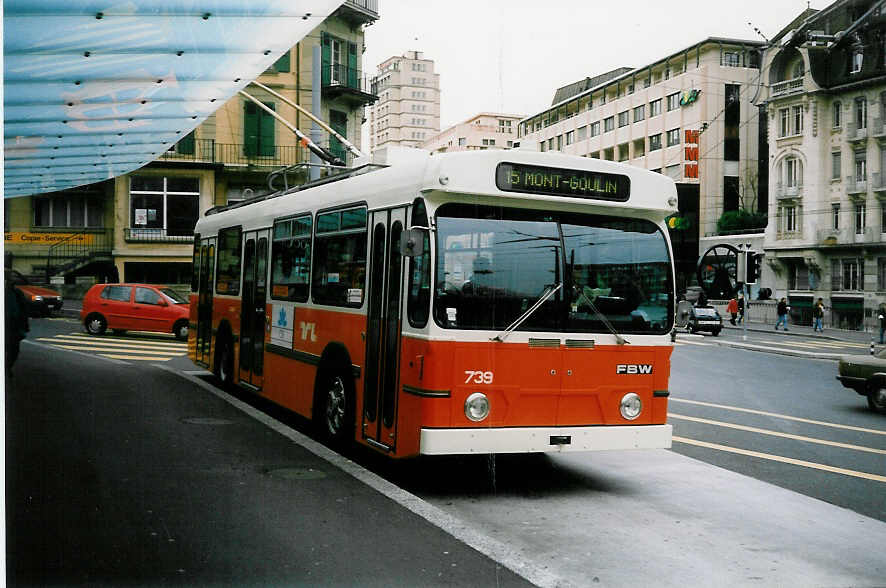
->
[400,228,426,257]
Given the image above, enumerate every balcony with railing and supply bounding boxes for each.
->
[334,0,378,26]
[158,139,307,168]
[322,63,378,105]
[124,228,194,244]
[847,121,868,143]
[846,175,868,195]
[775,182,803,199]
[770,77,804,98]
[817,226,876,245]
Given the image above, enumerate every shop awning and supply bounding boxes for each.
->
[4,0,344,198]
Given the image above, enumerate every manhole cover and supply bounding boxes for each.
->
[266,467,327,481]
[181,417,234,426]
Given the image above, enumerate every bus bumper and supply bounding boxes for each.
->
[419,424,673,455]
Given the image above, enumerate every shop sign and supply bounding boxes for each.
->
[5,232,96,245]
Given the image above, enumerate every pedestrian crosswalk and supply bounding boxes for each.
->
[674,333,877,356]
[36,332,187,362]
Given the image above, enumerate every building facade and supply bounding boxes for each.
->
[421,112,523,153]
[518,38,766,291]
[760,0,886,330]
[368,51,441,151]
[4,0,379,292]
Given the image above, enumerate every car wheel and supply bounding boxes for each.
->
[316,368,354,446]
[712,328,721,336]
[85,313,107,336]
[867,383,886,414]
[173,320,188,341]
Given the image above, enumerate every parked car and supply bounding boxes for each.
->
[81,283,190,340]
[686,305,722,336]
[836,348,886,413]
[4,269,63,316]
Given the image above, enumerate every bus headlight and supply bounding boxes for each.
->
[464,392,490,422]
[619,393,642,420]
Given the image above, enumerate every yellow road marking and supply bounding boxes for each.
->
[48,344,180,357]
[65,332,183,344]
[669,413,886,455]
[39,336,184,350]
[672,436,886,483]
[670,398,886,436]
[99,353,176,361]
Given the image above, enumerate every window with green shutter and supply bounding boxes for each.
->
[273,50,290,73]
[243,101,275,157]
[329,110,347,162]
[177,130,195,155]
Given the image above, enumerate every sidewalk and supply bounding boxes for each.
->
[722,317,880,345]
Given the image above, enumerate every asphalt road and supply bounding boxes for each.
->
[8,315,886,587]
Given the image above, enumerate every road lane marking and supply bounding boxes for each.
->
[672,436,886,483]
[100,353,179,361]
[669,413,886,455]
[60,333,185,346]
[37,336,185,351]
[670,398,886,436]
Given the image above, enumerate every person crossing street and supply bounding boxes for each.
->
[775,297,789,331]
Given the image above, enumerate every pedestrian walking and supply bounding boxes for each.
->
[726,297,738,325]
[774,297,789,331]
[737,292,745,324]
[5,277,30,376]
[879,303,886,344]
[813,298,825,333]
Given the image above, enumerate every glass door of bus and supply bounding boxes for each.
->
[239,229,269,388]
[363,208,406,450]
[195,237,215,366]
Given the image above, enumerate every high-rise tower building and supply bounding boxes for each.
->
[369,51,441,150]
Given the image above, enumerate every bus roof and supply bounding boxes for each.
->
[195,147,678,235]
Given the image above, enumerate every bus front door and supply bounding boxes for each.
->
[239,229,269,389]
[195,237,215,366]
[363,208,406,451]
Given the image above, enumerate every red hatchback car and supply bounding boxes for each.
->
[81,283,190,340]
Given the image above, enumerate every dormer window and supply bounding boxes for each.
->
[851,49,864,74]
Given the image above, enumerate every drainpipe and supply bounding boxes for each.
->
[310,46,322,180]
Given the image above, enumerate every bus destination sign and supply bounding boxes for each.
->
[495,162,630,202]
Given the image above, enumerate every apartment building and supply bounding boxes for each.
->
[369,51,441,150]
[518,38,766,291]
[4,0,379,290]
[761,0,886,329]
[421,112,523,153]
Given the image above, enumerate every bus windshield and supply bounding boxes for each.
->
[433,203,673,334]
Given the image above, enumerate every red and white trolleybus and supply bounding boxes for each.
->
[189,147,676,457]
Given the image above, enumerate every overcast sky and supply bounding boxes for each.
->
[362,0,834,130]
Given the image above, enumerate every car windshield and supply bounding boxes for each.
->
[160,287,188,304]
[433,203,673,334]
[694,307,718,317]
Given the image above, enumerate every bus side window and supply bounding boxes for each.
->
[312,206,367,308]
[271,215,312,302]
[216,226,242,295]
[407,198,431,327]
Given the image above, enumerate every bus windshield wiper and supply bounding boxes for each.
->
[491,283,562,343]
[574,289,629,345]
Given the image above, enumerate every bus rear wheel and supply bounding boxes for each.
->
[215,336,235,390]
[316,368,354,446]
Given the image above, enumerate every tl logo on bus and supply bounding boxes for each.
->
[616,364,653,374]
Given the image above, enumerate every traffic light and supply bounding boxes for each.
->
[745,251,759,285]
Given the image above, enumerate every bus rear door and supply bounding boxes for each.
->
[195,237,215,366]
[239,229,269,389]
[363,208,406,451]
